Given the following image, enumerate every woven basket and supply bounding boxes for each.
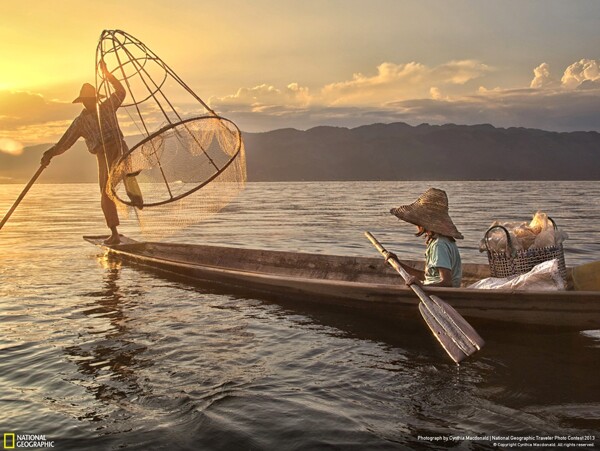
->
[484,221,567,284]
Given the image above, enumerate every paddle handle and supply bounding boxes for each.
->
[0,165,46,231]
[364,231,431,304]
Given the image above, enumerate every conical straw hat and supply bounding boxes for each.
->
[72,83,105,103]
[390,188,463,239]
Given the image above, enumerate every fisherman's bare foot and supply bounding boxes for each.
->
[103,234,121,245]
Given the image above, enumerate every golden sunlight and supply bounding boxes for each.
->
[0,138,24,155]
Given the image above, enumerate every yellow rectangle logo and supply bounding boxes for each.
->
[3,433,15,449]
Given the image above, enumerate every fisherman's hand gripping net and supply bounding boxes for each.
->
[96,29,246,236]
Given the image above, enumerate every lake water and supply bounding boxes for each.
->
[1,181,599,450]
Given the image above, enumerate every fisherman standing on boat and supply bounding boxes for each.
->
[40,60,141,245]
[389,188,463,288]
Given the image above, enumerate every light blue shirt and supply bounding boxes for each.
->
[424,236,462,287]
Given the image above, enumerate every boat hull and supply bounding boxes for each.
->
[84,236,600,330]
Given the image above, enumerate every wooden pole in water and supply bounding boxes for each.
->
[0,165,46,231]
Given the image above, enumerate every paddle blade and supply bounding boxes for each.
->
[419,303,469,364]
[419,296,483,363]
[430,295,485,350]
[572,261,600,291]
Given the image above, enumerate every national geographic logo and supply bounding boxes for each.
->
[3,433,54,449]
[2,434,14,449]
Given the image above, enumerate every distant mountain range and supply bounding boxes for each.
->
[2,122,599,183]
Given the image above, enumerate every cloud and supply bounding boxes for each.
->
[219,81,600,134]
[530,63,559,89]
[0,90,75,128]
[5,59,600,146]
[531,59,600,90]
[0,90,145,146]
[210,83,311,112]
[429,87,445,100]
[385,86,600,132]
[320,60,491,106]
[210,60,491,113]
[213,59,600,133]
[561,59,600,89]
[0,90,80,146]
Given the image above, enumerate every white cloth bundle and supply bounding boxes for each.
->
[469,259,565,291]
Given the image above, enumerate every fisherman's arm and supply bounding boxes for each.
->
[384,251,426,285]
[399,262,425,279]
[100,60,126,107]
[40,119,81,166]
[421,267,453,287]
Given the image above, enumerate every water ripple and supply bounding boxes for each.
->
[1,181,600,449]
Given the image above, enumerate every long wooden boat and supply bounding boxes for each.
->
[84,236,600,330]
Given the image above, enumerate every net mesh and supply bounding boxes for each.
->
[95,29,246,238]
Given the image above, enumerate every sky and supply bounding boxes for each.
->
[1,0,600,155]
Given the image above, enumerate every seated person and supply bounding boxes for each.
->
[389,188,463,288]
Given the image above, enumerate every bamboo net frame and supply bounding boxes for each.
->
[94,29,246,237]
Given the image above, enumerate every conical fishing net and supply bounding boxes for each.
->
[95,29,246,238]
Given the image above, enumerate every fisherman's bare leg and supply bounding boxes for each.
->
[97,148,120,244]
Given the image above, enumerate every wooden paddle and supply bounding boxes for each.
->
[365,231,485,364]
[0,165,46,231]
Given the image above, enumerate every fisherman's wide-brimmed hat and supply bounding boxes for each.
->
[390,188,464,239]
[72,83,105,103]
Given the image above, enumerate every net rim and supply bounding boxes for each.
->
[109,115,243,208]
